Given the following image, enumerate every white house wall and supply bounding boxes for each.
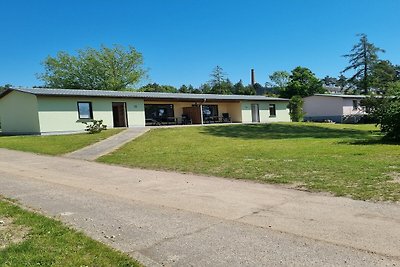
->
[303,96,344,116]
[342,98,366,115]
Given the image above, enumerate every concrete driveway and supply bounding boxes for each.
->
[0,148,399,266]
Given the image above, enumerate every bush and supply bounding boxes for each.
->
[363,84,400,140]
[376,97,400,140]
[80,120,107,134]
[288,95,305,122]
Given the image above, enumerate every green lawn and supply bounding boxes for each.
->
[0,129,123,155]
[99,123,400,201]
[0,197,140,267]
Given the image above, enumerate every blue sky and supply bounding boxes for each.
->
[0,0,399,88]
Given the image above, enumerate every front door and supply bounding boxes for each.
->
[112,102,128,127]
[251,104,260,123]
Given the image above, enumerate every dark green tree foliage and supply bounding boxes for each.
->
[189,85,202,94]
[363,82,400,140]
[139,83,178,93]
[231,80,257,95]
[268,71,290,90]
[232,80,245,94]
[370,60,400,92]
[288,95,305,122]
[0,84,12,89]
[322,75,338,87]
[39,45,145,90]
[209,66,232,94]
[342,34,385,94]
[243,84,257,95]
[252,83,264,95]
[178,85,189,93]
[200,83,212,94]
[281,67,325,98]
[0,84,12,95]
[213,79,234,94]
[177,84,200,93]
[337,74,348,90]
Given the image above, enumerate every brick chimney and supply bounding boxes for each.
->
[251,69,255,86]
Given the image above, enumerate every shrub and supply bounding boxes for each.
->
[363,83,400,140]
[288,95,305,122]
[376,97,400,140]
[80,120,107,134]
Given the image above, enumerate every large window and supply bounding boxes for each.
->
[145,104,174,122]
[269,104,276,117]
[202,105,218,119]
[77,102,93,119]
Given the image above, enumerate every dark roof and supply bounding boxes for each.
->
[0,88,289,101]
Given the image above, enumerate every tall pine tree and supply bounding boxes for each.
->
[342,34,385,94]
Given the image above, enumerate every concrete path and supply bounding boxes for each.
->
[0,149,400,266]
[65,127,149,160]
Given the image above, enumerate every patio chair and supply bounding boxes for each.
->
[222,113,231,123]
[181,114,192,125]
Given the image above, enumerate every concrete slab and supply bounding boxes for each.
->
[64,127,149,160]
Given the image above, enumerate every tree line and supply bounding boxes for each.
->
[5,33,394,100]
[138,65,258,95]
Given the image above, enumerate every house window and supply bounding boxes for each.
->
[202,105,219,119]
[77,102,93,119]
[145,104,174,122]
[269,104,276,117]
[352,100,358,110]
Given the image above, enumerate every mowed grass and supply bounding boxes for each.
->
[99,123,400,201]
[0,129,123,155]
[0,197,140,267]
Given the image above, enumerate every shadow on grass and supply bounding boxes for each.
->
[341,137,400,146]
[200,123,373,140]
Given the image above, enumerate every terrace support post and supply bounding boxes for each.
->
[200,104,204,125]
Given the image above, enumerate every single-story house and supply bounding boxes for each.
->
[0,88,290,135]
[303,94,367,123]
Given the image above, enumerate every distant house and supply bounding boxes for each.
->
[323,85,345,94]
[0,88,290,135]
[303,94,367,123]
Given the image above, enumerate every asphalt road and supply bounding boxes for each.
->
[0,148,399,266]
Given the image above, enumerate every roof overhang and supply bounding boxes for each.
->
[1,88,289,102]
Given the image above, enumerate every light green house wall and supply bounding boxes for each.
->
[267,101,290,122]
[37,96,145,133]
[0,91,41,134]
[241,101,290,123]
[0,90,290,135]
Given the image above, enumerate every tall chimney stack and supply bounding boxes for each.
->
[251,69,255,86]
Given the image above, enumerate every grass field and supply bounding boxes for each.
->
[0,129,123,155]
[0,197,140,267]
[99,123,400,201]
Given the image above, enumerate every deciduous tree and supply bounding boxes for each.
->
[281,67,325,98]
[139,83,177,93]
[38,45,145,90]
